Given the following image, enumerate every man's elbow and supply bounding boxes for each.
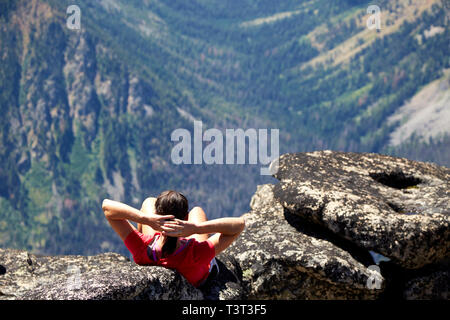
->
[102,199,112,217]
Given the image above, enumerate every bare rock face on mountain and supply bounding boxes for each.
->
[273,150,450,269]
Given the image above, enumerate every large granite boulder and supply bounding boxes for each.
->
[273,151,450,269]
[222,184,385,299]
[0,248,204,300]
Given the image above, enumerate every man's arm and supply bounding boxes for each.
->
[194,217,245,236]
[102,199,174,230]
[163,217,245,255]
[162,217,245,237]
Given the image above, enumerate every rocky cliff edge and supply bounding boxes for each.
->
[1,151,449,300]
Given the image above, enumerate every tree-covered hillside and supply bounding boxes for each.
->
[0,0,448,256]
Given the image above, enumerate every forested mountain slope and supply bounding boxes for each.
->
[0,0,448,256]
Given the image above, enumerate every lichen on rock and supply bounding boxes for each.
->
[273,151,449,269]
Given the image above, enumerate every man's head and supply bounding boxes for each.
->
[155,190,189,256]
[155,190,189,221]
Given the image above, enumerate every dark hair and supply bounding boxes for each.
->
[155,190,189,256]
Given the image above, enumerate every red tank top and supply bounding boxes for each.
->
[147,233,216,287]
